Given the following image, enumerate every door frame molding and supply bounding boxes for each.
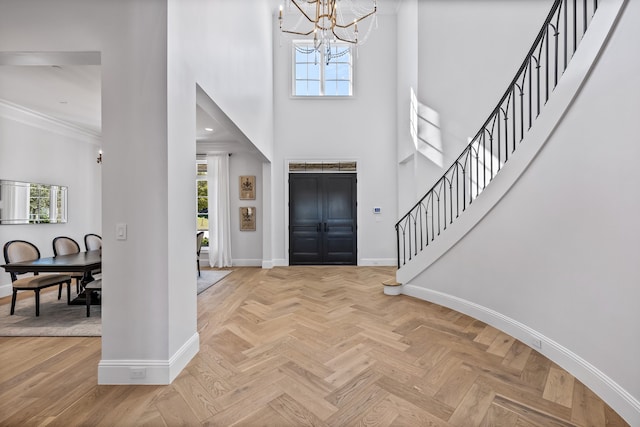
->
[283,158,360,266]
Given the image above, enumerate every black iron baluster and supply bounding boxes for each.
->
[564,0,568,70]
[481,132,487,190]
[545,27,549,103]
[419,204,424,251]
[573,0,577,55]
[396,224,401,268]
[412,213,417,257]
[455,162,460,217]
[474,146,479,198]
[551,25,559,89]
[528,58,533,129]
[583,0,587,36]
[448,178,454,225]
[430,194,435,241]
[511,87,516,152]
[496,114,502,171]
[516,80,524,142]
[535,48,542,116]
[501,107,509,163]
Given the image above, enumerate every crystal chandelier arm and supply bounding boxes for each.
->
[332,30,357,44]
[333,7,377,29]
[282,28,316,36]
[288,0,320,24]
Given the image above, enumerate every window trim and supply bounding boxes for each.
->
[291,40,354,98]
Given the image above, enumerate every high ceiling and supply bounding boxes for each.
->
[0,0,398,153]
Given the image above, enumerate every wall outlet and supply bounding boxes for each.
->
[532,337,542,349]
[130,367,146,379]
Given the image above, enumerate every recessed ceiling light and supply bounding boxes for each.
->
[205,127,213,132]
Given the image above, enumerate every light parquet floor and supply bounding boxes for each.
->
[0,266,629,426]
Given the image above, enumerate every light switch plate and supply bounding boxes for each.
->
[116,223,127,240]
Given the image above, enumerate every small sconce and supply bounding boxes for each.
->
[97,150,103,164]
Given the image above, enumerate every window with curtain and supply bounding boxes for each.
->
[196,162,209,247]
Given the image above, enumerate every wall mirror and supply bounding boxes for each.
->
[0,180,68,224]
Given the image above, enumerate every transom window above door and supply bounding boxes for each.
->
[293,41,353,97]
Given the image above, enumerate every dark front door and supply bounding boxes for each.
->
[289,173,357,265]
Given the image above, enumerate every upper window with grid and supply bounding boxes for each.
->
[293,41,353,97]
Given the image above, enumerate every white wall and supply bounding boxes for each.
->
[229,153,263,266]
[404,0,640,423]
[394,0,552,212]
[0,105,101,296]
[272,13,398,266]
[179,0,275,161]
[396,0,419,215]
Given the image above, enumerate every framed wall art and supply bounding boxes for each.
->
[239,206,256,231]
[239,175,256,200]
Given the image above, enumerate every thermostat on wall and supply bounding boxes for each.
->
[373,207,381,214]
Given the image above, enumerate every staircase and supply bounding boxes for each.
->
[391,1,640,424]
[396,0,600,273]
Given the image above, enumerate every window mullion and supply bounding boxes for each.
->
[320,50,325,96]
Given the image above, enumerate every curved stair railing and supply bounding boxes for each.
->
[396,0,600,269]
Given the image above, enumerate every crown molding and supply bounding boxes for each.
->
[0,99,101,144]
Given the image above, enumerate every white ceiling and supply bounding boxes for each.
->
[0,65,101,134]
[0,62,247,152]
[0,0,398,153]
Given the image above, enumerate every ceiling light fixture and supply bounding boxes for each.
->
[278,0,377,62]
[205,127,213,132]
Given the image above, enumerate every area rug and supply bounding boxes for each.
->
[197,269,232,295]
[0,271,231,336]
[0,290,101,337]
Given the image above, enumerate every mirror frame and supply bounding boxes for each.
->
[0,180,68,225]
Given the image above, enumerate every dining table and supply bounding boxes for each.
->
[2,250,102,306]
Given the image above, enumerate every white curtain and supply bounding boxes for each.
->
[207,154,233,267]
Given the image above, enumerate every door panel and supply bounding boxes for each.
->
[289,173,357,265]
[323,174,357,264]
[289,175,322,264]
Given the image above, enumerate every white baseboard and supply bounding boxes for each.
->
[402,284,640,426]
[232,259,262,267]
[98,332,199,385]
[261,259,396,268]
[359,258,397,267]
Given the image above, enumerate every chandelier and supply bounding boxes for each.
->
[278,0,377,62]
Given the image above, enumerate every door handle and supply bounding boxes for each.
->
[317,223,321,232]
[324,223,328,232]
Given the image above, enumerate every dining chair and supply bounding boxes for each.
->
[84,279,102,317]
[3,240,72,316]
[52,236,84,293]
[84,233,102,277]
[84,233,102,251]
[197,232,204,277]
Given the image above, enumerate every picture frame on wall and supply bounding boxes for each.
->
[239,175,256,200]
[240,206,256,231]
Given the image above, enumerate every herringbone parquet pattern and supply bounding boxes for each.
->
[0,267,629,426]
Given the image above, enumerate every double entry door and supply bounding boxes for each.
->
[289,173,357,265]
